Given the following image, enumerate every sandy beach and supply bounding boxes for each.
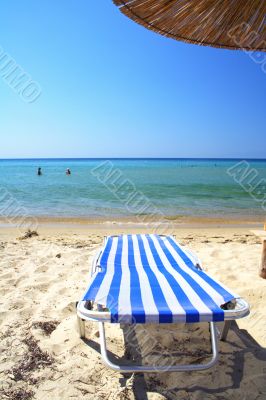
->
[0,222,265,400]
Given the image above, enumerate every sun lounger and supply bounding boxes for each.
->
[77,234,249,372]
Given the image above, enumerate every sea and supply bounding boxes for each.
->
[0,158,265,221]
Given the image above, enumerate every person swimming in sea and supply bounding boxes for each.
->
[66,168,71,175]
[37,167,42,176]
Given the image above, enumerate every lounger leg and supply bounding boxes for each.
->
[220,320,231,342]
[78,316,86,339]
[98,321,219,373]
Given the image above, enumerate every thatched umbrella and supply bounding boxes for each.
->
[113,0,266,51]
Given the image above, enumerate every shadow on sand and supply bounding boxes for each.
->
[85,321,266,400]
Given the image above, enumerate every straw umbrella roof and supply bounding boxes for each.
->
[113,0,266,51]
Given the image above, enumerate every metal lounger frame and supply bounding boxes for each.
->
[77,237,250,373]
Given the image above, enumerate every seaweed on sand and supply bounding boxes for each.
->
[32,320,59,336]
[1,387,34,400]
[10,335,54,382]
[18,230,39,240]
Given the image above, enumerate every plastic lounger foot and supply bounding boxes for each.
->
[220,320,231,341]
[78,316,86,339]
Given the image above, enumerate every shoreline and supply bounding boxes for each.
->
[0,214,264,230]
[0,215,264,240]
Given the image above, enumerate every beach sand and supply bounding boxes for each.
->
[0,224,266,400]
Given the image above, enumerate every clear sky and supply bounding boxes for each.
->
[0,1,265,159]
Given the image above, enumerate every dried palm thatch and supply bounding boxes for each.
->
[113,0,266,51]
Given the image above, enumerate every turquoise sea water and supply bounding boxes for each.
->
[0,159,265,220]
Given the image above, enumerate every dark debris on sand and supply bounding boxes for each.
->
[32,320,59,336]
[18,230,39,240]
[1,388,34,400]
[1,332,55,400]
[10,335,54,382]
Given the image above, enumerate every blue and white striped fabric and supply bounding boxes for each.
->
[83,234,238,324]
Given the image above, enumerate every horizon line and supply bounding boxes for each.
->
[0,157,266,161]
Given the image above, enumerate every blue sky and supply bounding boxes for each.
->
[0,1,265,159]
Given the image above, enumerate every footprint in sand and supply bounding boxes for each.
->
[35,283,50,292]
[35,265,50,274]
[56,301,76,318]
[226,274,237,281]
[58,287,68,296]
[0,272,13,279]
[210,250,220,257]
[9,300,30,310]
